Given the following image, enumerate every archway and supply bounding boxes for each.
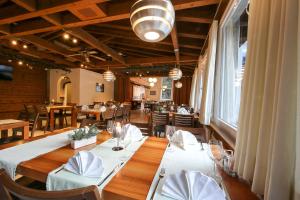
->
[57,76,72,105]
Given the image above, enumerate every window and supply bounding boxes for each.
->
[214,0,249,129]
[161,77,172,100]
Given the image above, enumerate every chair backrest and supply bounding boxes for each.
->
[0,169,101,200]
[123,105,131,116]
[173,114,194,127]
[151,112,169,126]
[24,105,37,121]
[166,125,209,142]
[115,107,123,117]
[35,104,48,116]
[102,108,115,121]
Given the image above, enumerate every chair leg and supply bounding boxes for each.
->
[31,114,39,137]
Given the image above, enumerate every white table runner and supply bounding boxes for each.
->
[46,137,148,191]
[0,130,73,180]
[146,143,224,200]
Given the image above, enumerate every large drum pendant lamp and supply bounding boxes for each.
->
[130,0,175,42]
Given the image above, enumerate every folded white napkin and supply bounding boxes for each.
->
[100,106,107,112]
[64,151,104,178]
[94,104,100,109]
[82,105,89,111]
[177,107,189,114]
[111,105,116,109]
[121,124,143,142]
[162,170,225,200]
[171,130,198,150]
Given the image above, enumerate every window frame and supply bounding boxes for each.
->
[160,77,173,101]
[212,0,249,137]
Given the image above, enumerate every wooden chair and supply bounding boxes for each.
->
[34,104,50,134]
[123,105,131,122]
[151,111,169,137]
[99,108,115,129]
[173,113,194,127]
[24,105,38,137]
[114,107,123,121]
[80,119,101,128]
[0,169,101,200]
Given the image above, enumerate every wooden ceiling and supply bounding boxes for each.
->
[0,0,228,75]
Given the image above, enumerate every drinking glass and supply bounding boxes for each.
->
[166,126,176,151]
[107,120,114,135]
[206,139,224,181]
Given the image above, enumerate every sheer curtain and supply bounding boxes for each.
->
[199,20,218,125]
[189,67,197,108]
[194,57,205,112]
[234,0,299,199]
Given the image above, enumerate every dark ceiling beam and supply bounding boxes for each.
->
[170,24,180,64]
[178,32,207,40]
[0,0,220,38]
[176,16,213,24]
[67,27,126,65]
[92,56,198,68]
[11,0,62,25]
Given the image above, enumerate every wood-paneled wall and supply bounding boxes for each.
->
[0,63,47,119]
[114,76,132,102]
[173,76,192,105]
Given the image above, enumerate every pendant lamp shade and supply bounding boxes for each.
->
[175,81,183,88]
[130,0,175,42]
[103,70,115,82]
[169,68,182,80]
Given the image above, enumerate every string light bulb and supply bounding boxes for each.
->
[72,38,78,44]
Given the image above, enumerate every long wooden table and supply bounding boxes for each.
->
[0,128,258,200]
[80,109,101,120]
[0,119,29,140]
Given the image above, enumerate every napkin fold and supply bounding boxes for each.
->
[64,151,104,178]
[122,124,143,142]
[161,170,225,200]
[177,107,189,114]
[171,130,198,150]
[81,105,89,111]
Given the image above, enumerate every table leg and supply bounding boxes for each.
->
[23,125,29,139]
[96,113,100,121]
[59,110,64,128]
[71,107,77,128]
[1,130,8,139]
[50,109,54,131]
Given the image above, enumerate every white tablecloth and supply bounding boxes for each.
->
[146,143,223,200]
[0,130,73,180]
[46,137,148,191]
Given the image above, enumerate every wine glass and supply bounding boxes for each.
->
[166,126,176,151]
[206,139,224,181]
[107,120,114,135]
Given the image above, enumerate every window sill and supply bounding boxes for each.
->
[210,120,236,149]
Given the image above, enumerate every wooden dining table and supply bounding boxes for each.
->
[47,105,77,131]
[0,128,258,200]
[0,119,29,140]
[79,109,101,121]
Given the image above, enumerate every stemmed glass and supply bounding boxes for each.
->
[206,139,224,181]
[166,126,176,151]
[112,122,124,151]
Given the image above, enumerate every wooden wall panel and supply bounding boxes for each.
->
[114,76,132,102]
[0,62,47,119]
[173,76,192,105]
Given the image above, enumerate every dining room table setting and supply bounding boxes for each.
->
[0,122,231,200]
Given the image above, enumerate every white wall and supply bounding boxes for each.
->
[79,69,114,105]
[49,69,114,105]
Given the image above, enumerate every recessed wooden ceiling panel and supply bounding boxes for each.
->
[0,0,229,74]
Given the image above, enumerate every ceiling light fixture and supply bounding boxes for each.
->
[63,33,70,40]
[72,38,78,44]
[103,68,115,82]
[18,61,23,66]
[130,0,175,42]
[169,65,182,80]
[175,81,183,88]
[150,82,155,87]
[11,40,18,46]
[22,44,28,49]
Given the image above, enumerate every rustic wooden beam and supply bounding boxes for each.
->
[11,0,62,25]
[178,32,207,40]
[93,56,198,68]
[0,0,220,38]
[176,16,213,24]
[170,24,180,64]
[67,28,126,65]
[0,25,10,34]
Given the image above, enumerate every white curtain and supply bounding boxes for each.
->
[199,20,218,125]
[194,57,204,112]
[234,0,299,199]
[189,67,198,108]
